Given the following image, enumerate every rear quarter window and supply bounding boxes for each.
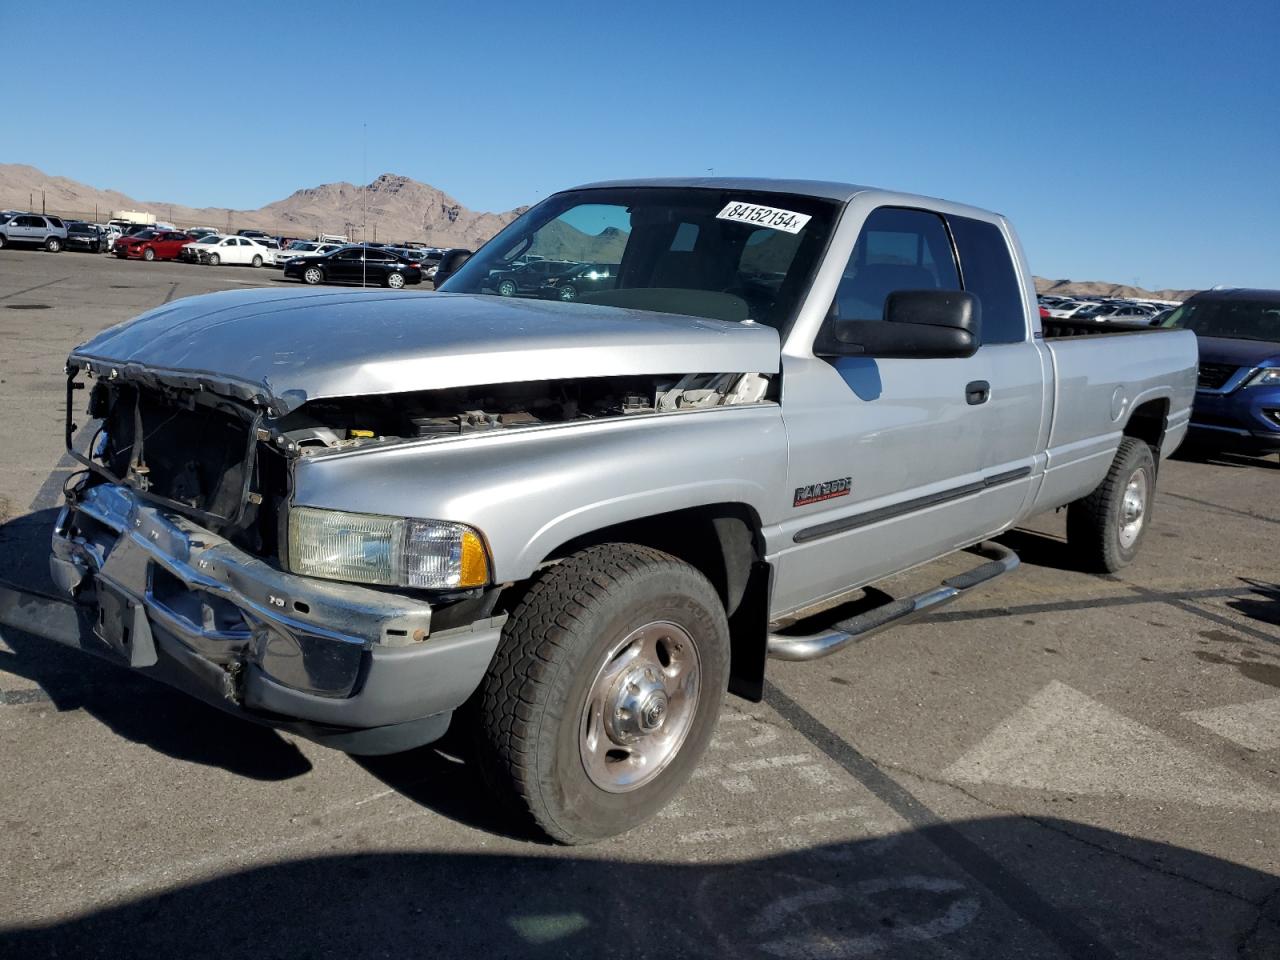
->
[946,216,1027,344]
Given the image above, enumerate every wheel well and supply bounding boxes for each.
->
[540,503,764,616]
[532,503,771,702]
[1123,398,1169,456]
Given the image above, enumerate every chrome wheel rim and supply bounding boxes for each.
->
[304,268,321,283]
[1119,467,1149,549]
[579,620,701,793]
[388,273,405,288]
[559,285,576,301]
[498,281,515,296]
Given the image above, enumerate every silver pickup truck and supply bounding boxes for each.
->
[50,178,1198,843]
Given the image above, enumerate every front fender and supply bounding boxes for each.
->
[290,405,789,582]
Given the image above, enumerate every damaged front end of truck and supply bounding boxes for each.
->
[49,288,782,752]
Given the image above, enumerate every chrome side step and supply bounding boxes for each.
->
[766,541,1019,662]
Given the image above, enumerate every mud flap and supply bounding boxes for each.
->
[727,560,771,702]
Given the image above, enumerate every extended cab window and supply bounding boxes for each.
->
[826,207,960,326]
[947,216,1026,344]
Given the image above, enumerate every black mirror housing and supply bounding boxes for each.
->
[825,290,981,359]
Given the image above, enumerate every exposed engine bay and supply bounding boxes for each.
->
[276,372,772,452]
[65,368,773,557]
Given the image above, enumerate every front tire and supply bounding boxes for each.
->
[208,253,221,266]
[497,279,517,297]
[302,266,324,285]
[45,237,62,252]
[143,247,156,261]
[558,284,578,301]
[1066,437,1157,572]
[477,543,730,844]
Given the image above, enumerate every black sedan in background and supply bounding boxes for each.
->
[537,262,618,301]
[65,221,106,253]
[487,259,578,297]
[283,245,423,288]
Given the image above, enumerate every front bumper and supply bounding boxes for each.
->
[1189,384,1280,452]
[50,483,504,753]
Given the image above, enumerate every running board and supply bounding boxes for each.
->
[766,541,1019,662]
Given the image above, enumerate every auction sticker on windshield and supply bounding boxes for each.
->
[716,201,811,234]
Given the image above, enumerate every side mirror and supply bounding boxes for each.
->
[432,248,473,289]
[824,290,981,359]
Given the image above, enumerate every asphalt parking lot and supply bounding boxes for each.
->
[1,248,1278,959]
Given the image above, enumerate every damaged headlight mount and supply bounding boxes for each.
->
[288,507,490,589]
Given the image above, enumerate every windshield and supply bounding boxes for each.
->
[1162,298,1280,342]
[441,187,839,329]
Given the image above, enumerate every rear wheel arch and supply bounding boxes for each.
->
[1122,397,1170,459]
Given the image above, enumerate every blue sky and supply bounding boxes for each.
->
[4,0,1277,289]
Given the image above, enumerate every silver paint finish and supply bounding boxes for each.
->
[292,403,789,583]
[61,178,1200,642]
[70,287,781,411]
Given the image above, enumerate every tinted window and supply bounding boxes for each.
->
[1163,298,1280,342]
[947,216,1026,344]
[18,216,42,227]
[337,248,363,260]
[828,207,960,325]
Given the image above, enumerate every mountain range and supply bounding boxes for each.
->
[0,164,524,250]
[0,164,1198,299]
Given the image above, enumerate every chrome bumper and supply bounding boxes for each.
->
[50,484,502,748]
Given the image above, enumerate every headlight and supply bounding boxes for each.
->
[288,507,489,589]
[1245,368,1280,387]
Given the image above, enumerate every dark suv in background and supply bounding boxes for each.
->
[1162,288,1280,457]
[0,213,69,251]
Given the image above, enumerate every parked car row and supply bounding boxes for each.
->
[1038,294,1176,325]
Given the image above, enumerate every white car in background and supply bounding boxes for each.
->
[197,234,272,267]
[1047,300,1101,319]
[180,233,227,263]
[273,239,344,267]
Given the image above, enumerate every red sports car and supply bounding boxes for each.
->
[113,229,195,261]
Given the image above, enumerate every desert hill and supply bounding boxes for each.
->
[0,164,524,249]
[1034,277,1197,303]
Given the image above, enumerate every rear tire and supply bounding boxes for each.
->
[476,543,730,844]
[251,254,263,268]
[45,236,62,252]
[386,272,406,289]
[1066,437,1156,572]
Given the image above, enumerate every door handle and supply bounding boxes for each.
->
[965,380,990,405]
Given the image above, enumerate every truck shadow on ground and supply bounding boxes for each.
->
[0,509,311,780]
[2,817,1277,959]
